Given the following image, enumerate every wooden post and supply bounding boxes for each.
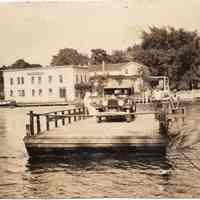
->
[55,112,58,127]
[68,110,71,123]
[62,111,65,125]
[182,107,185,115]
[79,108,81,120]
[159,111,167,136]
[74,109,77,121]
[83,107,85,119]
[36,115,41,134]
[46,115,50,131]
[29,111,34,136]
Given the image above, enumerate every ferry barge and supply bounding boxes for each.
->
[23,76,182,157]
[23,104,170,158]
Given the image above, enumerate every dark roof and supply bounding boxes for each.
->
[89,62,128,72]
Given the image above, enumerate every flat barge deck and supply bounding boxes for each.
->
[24,107,168,157]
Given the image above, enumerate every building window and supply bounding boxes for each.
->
[32,89,35,97]
[49,88,53,95]
[39,89,42,96]
[59,88,66,98]
[21,77,24,84]
[48,75,52,83]
[17,90,25,97]
[10,90,13,97]
[31,76,34,84]
[76,74,79,83]
[125,69,129,74]
[10,78,13,85]
[38,76,42,84]
[80,75,83,83]
[22,90,25,97]
[17,77,20,84]
[59,75,63,83]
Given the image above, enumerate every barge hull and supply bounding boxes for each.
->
[25,144,167,158]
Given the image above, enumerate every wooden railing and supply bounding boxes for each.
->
[26,107,90,137]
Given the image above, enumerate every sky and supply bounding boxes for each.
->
[0,0,200,66]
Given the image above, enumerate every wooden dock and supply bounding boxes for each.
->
[23,107,168,157]
[16,102,69,107]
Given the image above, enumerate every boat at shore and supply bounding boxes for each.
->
[0,100,16,107]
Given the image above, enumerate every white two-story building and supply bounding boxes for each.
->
[89,62,146,93]
[3,65,89,103]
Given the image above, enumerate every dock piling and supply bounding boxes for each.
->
[78,108,81,120]
[54,112,58,128]
[159,111,168,136]
[73,109,77,121]
[68,110,71,123]
[62,111,65,125]
[29,111,34,136]
[36,115,41,134]
[26,124,31,137]
[46,115,50,131]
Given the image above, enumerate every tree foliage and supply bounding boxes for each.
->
[90,49,128,64]
[1,59,42,69]
[51,48,89,66]
[11,59,31,68]
[128,27,200,90]
[109,50,128,64]
[90,49,110,65]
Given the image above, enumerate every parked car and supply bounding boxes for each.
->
[94,95,136,122]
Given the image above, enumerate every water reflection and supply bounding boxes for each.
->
[27,152,171,172]
[24,152,172,198]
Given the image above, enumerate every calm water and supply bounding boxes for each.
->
[0,105,200,198]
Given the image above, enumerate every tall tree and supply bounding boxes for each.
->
[0,59,42,70]
[128,27,200,90]
[6,59,42,69]
[51,48,89,66]
[109,50,128,63]
[90,49,110,64]
[11,59,31,68]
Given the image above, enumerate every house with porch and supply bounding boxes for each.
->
[89,62,147,95]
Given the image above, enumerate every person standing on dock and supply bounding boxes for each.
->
[84,92,97,116]
[169,90,180,113]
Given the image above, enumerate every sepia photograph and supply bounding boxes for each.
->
[0,0,200,198]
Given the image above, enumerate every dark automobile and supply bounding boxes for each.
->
[95,96,136,122]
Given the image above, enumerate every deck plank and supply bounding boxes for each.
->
[34,114,160,139]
